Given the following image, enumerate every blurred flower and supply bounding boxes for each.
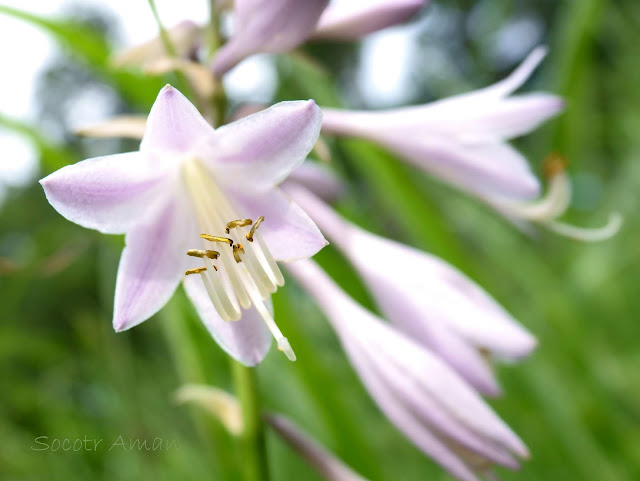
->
[213,0,427,77]
[284,183,535,395]
[40,85,326,365]
[486,153,623,241]
[212,0,330,77]
[177,384,370,481]
[321,47,563,201]
[287,259,529,481]
[112,20,202,69]
[312,0,427,41]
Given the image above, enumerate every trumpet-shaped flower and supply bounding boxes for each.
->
[212,0,427,77]
[287,260,529,481]
[321,47,563,201]
[40,85,326,365]
[285,184,535,395]
[212,0,330,77]
[312,0,426,41]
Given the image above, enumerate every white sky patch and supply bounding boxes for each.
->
[356,26,419,108]
[223,55,278,104]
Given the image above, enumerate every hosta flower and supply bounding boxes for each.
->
[40,85,326,365]
[212,0,426,77]
[285,183,535,395]
[312,0,426,41]
[287,260,529,481]
[321,47,563,201]
[212,0,330,77]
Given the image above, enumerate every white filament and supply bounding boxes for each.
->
[182,157,295,360]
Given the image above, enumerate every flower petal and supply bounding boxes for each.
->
[141,85,214,155]
[212,0,329,76]
[113,191,194,331]
[228,187,328,262]
[284,162,345,203]
[183,274,272,366]
[285,184,501,393]
[40,151,173,234]
[202,100,322,191]
[313,0,425,40]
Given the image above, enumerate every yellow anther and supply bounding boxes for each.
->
[246,216,264,242]
[225,219,253,234]
[187,249,220,259]
[185,267,207,276]
[232,243,245,263]
[200,234,234,246]
[543,152,567,179]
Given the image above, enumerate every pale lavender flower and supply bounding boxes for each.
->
[312,0,427,41]
[287,259,529,481]
[321,47,563,201]
[212,0,427,77]
[40,85,327,365]
[212,0,330,77]
[284,184,535,395]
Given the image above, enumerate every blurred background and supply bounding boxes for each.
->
[1,0,639,480]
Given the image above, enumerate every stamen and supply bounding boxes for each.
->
[246,216,264,242]
[200,234,234,246]
[187,249,220,259]
[225,219,252,234]
[233,243,245,263]
[186,267,207,275]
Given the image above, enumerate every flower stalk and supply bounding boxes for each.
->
[232,361,271,481]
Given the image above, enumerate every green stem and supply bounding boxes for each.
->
[146,0,196,100]
[232,361,270,481]
[208,0,227,126]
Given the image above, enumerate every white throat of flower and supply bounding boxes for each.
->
[182,157,295,361]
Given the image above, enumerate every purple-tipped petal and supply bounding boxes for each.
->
[40,151,174,234]
[183,274,272,366]
[479,46,549,99]
[141,85,214,155]
[202,100,322,191]
[212,0,329,76]
[313,0,426,40]
[113,192,194,331]
[229,187,327,262]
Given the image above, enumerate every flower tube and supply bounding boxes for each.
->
[321,47,563,201]
[284,183,535,394]
[287,259,529,481]
[41,85,327,365]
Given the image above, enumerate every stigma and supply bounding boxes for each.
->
[182,157,294,361]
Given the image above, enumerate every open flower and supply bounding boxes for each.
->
[287,260,529,481]
[285,184,535,395]
[321,47,563,201]
[40,85,326,365]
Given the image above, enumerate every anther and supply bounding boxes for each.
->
[200,234,234,246]
[246,216,264,242]
[225,219,252,234]
[185,267,207,276]
[233,243,245,263]
[543,152,567,179]
[187,249,220,259]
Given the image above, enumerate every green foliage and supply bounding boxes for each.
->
[1,2,639,481]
